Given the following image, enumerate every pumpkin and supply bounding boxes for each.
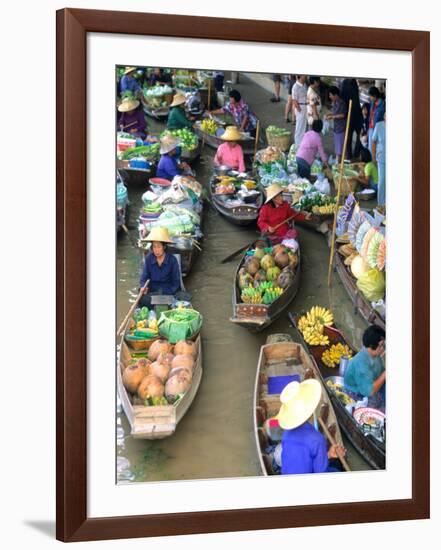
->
[174,340,197,357]
[171,354,195,372]
[148,339,172,361]
[350,254,370,279]
[137,374,164,400]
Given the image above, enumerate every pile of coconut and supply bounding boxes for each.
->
[122,339,198,406]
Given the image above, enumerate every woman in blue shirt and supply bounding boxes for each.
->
[119,67,142,97]
[156,135,191,181]
[344,325,386,398]
[277,380,346,475]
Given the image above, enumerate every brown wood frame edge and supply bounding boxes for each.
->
[56,7,430,543]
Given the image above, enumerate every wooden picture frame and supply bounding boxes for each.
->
[56,8,430,542]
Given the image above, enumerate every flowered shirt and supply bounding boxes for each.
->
[222,100,257,133]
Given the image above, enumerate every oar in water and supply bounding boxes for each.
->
[318,403,351,472]
[220,213,298,264]
[117,279,150,337]
[121,223,140,251]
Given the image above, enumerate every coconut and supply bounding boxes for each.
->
[266,266,281,281]
[168,366,193,382]
[274,251,290,269]
[239,272,254,290]
[253,269,267,286]
[157,352,174,368]
[165,373,191,403]
[245,256,260,276]
[288,252,299,268]
[148,360,171,383]
[171,354,195,372]
[260,254,275,271]
[277,268,294,289]
[272,244,286,257]
[174,340,197,357]
[122,363,150,393]
[137,374,164,400]
[351,255,370,279]
[148,339,172,361]
[253,247,265,261]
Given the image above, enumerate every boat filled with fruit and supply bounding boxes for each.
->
[254,333,344,476]
[289,306,385,470]
[160,128,202,163]
[118,302,203,439]
[230,239,300,331]
[141,84,174,120]
[116,132,159,186]
[209,171,263,225]
[194,117,256,154]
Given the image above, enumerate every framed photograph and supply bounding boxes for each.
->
[56,8,430,542]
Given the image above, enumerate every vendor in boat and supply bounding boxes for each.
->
[156,135,191,181]
[117,96,147,140]
[139,227,186,307]
[344,325,386,398]
[276,380,347,475]
[213,126,246,173]
[208,89,258,137]
[119,67,142,98]
[295,119,329,179]
[147,67,173,87]
[166,92,194,130]
[257,183,311,243]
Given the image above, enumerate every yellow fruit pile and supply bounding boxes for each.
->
[312,204,337,215]
[321,343,353,368]
[297,306,334,346]
[200,119,218,134]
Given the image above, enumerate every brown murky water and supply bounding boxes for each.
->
[116,75,372,482]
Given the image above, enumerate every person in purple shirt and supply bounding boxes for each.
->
[326,86,348,162]
[277,379,346,475]
[156,135,191,181]
[117,97,147,140]
[295,119,328,179]
[119,67,142,97]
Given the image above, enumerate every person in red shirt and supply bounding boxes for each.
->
[257,183,311,243]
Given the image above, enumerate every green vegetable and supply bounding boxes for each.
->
[266,125,291,137]
[122,144,160,161]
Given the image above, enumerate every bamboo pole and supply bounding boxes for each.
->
[253,120,261,163]
[317,417,351,472]
[327,99,353,287]
[207,77,212,111]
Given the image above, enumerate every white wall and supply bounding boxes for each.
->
[1,1,438,548]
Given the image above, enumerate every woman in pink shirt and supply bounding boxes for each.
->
[213,126,246,173]
[295,119,328,179]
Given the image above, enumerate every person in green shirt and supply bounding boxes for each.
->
[356,147,378,192]
[344,325,385,398]
[167,92,195,130]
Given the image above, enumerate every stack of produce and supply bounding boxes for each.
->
[199,118,218,135]
[238,243,299,305]
[125,307,160,344]
[297,306,334,346]
[256,146,285,164]
[321,343,353,368]
[161,128,198,152]
[143,85,174,108]
[122,338,199,406]
[140,202,163,222]
[295,193,337,214]
[117,132,137,153]
[119,143,160,162]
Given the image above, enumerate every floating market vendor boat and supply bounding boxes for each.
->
[254,334,344,476]
[181,138,203,163]
[209,172,263,226]
[230,239,301,332]
[118,303,203,439]
[116,178,129,233]
[194,119,257,155]
[288,314,386,470]
[117,160,156,187]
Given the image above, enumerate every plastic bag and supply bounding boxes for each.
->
[314,177,331,195]
[356,269,385,302]
[158,309,202,343]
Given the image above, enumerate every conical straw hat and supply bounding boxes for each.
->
[118,97,140,112]
[220,125,242,141]
[170,92,187,107]
[265,183,284,203]
[123,67,137,75]
[159,134,181,155]
[277,379,322,430]
[145,227,174,244]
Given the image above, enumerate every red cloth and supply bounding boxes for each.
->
[257,201,306,237]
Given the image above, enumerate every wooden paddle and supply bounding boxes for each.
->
[121,223,139,250]
[116,279,150,337]
[319,403,351,472]
[220,213,297,264]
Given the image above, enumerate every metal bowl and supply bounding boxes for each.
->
[214,164,233,176]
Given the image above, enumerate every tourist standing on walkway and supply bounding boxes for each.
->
[367,86,385,152]
[372,112,386,206]
[292,75,308,146]
[326,86,348,163]
[307,76,322,128]
[340,78,363,159]
[284,75,296,123]
[270,74,281,103]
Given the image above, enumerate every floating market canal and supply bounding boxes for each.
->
[116,72,381,482]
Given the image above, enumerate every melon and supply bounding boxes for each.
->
[174,340,197,357]
[274,251,290,269]
[171,354,195,372]
[260,254,275,271]
[122,362,150,393]
[266,266,281,281]
[350,254,370,279]
[148,339,172,361]
[245,256,260,276]
[137,374,164,400]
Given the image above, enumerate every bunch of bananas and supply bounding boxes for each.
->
[321,343,353,368]
[243,180,256,189]
[297,306,334,346]
[305,306,334,327]
[312,204,337,215]
[262,287,283,305]
[241,286,262,304]
[201,119,218,134]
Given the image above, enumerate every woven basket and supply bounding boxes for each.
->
[125,336,159,351]
[333,174,358,197]
[265,130,291,152]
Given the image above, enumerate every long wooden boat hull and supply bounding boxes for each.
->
[230,244,301,332]
[194,126,256,155]
[254,335,344,476]
[289,317,385,470]
[333,250,385,329]
[118,335,203,439]
[209,179,263,226]
[117,160,155,187]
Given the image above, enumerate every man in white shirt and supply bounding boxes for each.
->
[291,75,308,146]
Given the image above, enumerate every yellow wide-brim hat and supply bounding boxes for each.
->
[265,183,284,204]
[145,227,174,244]
[277,379,322,430]
[221,125,242,141]
[118,97,140,112]
[170,92,187,108]
[159,134,181,155]
[123,66,137,75]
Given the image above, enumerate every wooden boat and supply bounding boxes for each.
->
[118,333,203,439]
[254,334,345,475]
[141,96,170,121]
[194,124,257,155]
[333,249,385,329]
[117,160,155,187]
[181,139,203,164]
[209,177,263,226]
[289,314,386,470]
[230,241,301,332]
